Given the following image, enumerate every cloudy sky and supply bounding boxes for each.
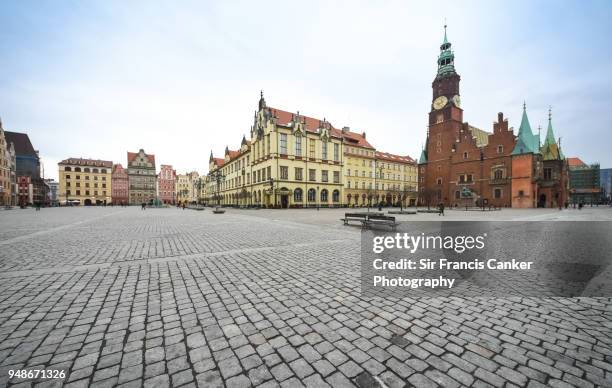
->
[1,1,611,180]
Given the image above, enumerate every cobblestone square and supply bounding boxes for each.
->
[1,207,611,387]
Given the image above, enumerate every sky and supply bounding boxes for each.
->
[1,0,611,181]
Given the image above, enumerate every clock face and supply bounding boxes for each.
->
[433,96,448,110]
[452,95,461,107]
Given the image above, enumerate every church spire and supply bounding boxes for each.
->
[512,102,540,155]
[541,106,565,160]
[258,90,266,111]
[544,106,556,145]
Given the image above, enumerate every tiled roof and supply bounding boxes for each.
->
[59,158,113,168]
[213,157,225,167]
[4,131,37,156]
[128,150,156,165]
[567,157,586,168]
[268,107,342,139]
[226,150,240,160]
[375,151,415,164]
[342,130,374,149]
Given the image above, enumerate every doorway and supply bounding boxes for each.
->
[538,194,547,208]
[280,194,288,209]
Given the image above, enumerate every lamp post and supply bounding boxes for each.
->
[269,177,276,208]
[209,170,225,209]
[376,165,384,211]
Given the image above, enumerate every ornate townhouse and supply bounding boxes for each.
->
[342,129,376,207]
[158,164,176,204]
[58,158,113,205]
[208,93,345,208]
[127,149,157,205]
[0,119,13,205]
[176,171,200,204]
[375,152,418,207]
[111,164,128,205]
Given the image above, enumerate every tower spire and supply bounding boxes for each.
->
[443,19,448,44]
[436,22,455,77]
[258,90,266,110]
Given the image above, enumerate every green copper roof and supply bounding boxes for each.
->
[419,148,427,164]
[437,25,456,77]
[443,24,449,45]
[540,108,565,160]
[512,104,540,155]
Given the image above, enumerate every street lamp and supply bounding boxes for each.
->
[376,165,384,211]
[208,170,226,210]
[269,177,276,208]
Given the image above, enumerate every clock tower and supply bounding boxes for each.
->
[429,24,463,125]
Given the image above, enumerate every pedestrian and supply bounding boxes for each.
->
[438,202,445,216]
[182,203,186,210]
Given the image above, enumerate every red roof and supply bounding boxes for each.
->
[268,107,342,139]
[128,150,156,166]
[375,151,415,164]
[226,149,240,160]
[341,130,374,149]
[567,157,586,168]
[213,157,225,167]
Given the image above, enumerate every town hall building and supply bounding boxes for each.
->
[418,26,568,208]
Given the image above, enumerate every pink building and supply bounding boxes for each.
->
[111,164,128,205]
[158,164,176,204]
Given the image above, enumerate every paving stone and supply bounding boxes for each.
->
[1,208,610,388]
[144,374,170,388]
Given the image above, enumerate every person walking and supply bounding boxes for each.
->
[438,202,445,216]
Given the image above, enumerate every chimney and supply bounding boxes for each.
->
[362,131,366,139]
[341,126,350,133]
[498,112,504,123]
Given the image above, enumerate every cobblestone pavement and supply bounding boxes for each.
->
[1,207,611,387]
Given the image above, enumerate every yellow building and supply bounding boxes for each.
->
[58,158,112,205]
[375,152,418,207]
[206,93,420,209]
[342,129,376,207]
[176,171,199,204]
[209,93,345,208]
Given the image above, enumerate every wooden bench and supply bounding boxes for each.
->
[361,215,397,230]
[340,213,369,225]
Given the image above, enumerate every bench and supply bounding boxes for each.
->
[340,213,368,225]
[361,215,397,230]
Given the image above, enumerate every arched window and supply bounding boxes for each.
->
[84,168,90,173]
[93,168,99,173]
[75,167,81,172]
[320,189,328,202]
[332,190,340,202]
[64,166,71,171]
[308,189,316,202]
[294,188,303,202]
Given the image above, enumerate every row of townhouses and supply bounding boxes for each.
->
[206,93,418,208]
